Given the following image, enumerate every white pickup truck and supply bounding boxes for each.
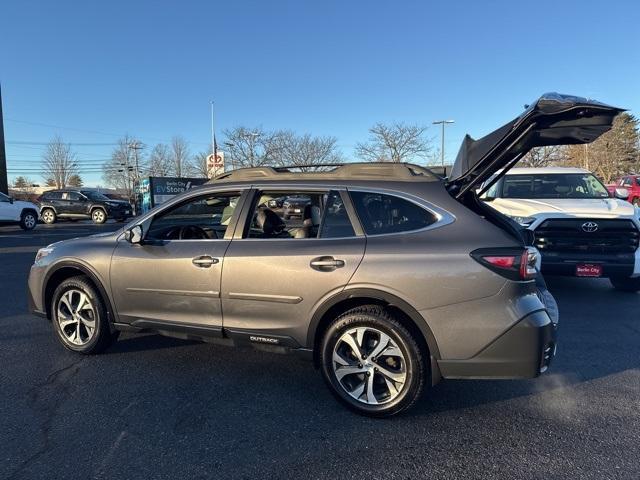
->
[0,191,39,230]
[481,167,640,291]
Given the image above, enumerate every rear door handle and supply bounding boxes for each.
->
[192,255,219,268]
[310,256,345,271]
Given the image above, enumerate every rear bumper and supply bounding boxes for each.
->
[540,251,636,278]
[438,310,558,379]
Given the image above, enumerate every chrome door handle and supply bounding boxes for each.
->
[192,255,219,268]
[310,256,345,271]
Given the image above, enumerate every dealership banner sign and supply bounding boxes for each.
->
[140,176,209,213]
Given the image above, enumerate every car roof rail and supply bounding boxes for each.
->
[211,162,441,182]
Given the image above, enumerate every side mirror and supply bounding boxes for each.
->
[124,225,144,244]
[613,187,629,200]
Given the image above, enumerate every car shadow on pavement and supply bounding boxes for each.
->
[106,333,201,354]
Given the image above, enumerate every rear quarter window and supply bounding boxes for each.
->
[350,191,437,235]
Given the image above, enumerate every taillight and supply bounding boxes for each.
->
[471,247,538,281]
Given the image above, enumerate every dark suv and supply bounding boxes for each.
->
[38,189,132,224]
[28,94,621,416]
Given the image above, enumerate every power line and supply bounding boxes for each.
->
[7,140,119,146]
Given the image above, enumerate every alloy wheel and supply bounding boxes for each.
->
[93,210,105,223]
[23,214,36,229]
[42,210,54,223]
[332,326,407,405]
[56,289,97,346]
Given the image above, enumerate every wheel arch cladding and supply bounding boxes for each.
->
[309,289,440,367]
[43,263,116,330]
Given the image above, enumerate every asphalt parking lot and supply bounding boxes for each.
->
[1,222,638,480]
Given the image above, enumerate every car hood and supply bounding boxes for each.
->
[489,197,637,218]
[14,200,38,209]
[448,93,624,198]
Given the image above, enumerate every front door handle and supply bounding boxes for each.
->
[192,255,219,268]
[310,256,345,271]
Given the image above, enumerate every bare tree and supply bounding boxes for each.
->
[273,131,343,170]
[189,150,212,178]
[560,113,639,182]
[518,145,565,168]
[147,143,171,176]
[42,136,78,188]
[170,136,190,177]
[223,126,280,169]
[355,123,432,163]
[102,135,140,201]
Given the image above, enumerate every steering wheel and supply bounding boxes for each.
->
[163,225,209,240]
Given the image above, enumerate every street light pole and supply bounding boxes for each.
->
[432,120,455,168]
[0,83,8,195]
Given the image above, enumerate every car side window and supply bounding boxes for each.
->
[146,191,241,241]
[67,192,81,201]
[245,190,324,239]
[44,192,62,200]
[245,189,355,240]
[350,191,437,235]
[622,178,632,187]
[319,191,355,238]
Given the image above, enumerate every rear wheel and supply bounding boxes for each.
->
[610,275,640,292]
[320,305,427,417]
[91,208,107,224]
[51,276,119,354]
[20,210,37,230]
[41,208,56,224]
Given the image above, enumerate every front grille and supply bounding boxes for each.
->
[534,219,639,254]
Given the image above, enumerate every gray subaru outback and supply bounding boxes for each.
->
[28,94,621,416]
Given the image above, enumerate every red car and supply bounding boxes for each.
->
[607,175,640,206]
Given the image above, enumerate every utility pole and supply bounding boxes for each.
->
[128,141,143,215]
[0,84,8,194]
[432,120,455,169]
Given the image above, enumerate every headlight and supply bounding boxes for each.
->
[35,246,54,264]
[509,215,536,227]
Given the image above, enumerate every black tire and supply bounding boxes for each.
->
[610,275,640,292]
[41,208,56,224]
[51,276,119,354]
[320,305,428,417]
[19,210,38,231]
[91,208,107,224]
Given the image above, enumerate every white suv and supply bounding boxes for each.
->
[0,191,39,230]
[481,167,640,291]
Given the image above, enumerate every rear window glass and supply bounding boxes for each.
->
[350,191,437,235]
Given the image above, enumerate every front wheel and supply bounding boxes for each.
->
[91,208,107,224]
[610,275,640,292]
[20,211,38,230]
[51,276,119,353]
[320,305,427,417]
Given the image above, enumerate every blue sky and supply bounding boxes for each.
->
[2,0,639,186]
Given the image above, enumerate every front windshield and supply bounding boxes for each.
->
[501,173,609,199]
[81,190,111,201]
